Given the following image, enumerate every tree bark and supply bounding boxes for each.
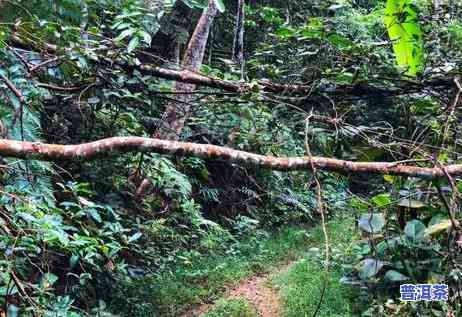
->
[135,0,219,199]
[232,0,245,79]
[0,137,460,179]
[156,0,218,140]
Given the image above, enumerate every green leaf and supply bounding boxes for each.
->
[397,198,426,208]
[275,27,295,38]
[384,270,409,282]
[327,34,354,50]
[41,273,59,287]
[140,31,152,45]
[349,197,368,212]
[358,213,385,234]
[384,0,424,76]
[428,214,447,226]
[70,254,80,269]
[128,232,142,243]
[358,258,384,280]
[87,208,102,223]
[214,0,225,13]
[17,212,37,223]
[44,230,69,247]
[404,220,426,242]
[7,305,19,317]
[0,285,18,296]
[127,36,140,53]
[182,0,208,9]
[371,193,391,207]
[115,28,135,42]
[383,174,396,184]
[425,219,457,238]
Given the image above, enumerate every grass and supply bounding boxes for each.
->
[272,216,361,317]
[110,216,362,317]
[202,298,257,317]
[110,226,314,316]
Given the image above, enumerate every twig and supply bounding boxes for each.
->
[11,271,40,310]
[0,73,26,139]
[442,76,462,146]
[7,46,32,74]
[305,114,330,317]
[0,73,25,103]
[29,57,60,73]
[35,82,83,92]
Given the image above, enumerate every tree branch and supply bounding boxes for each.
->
[9,35,458,101]
[0,137,460,179]
[135,63,457,99]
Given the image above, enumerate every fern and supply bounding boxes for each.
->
[199,187,221,202]
[145,155,192,198]
[0,50,55,205]
[238,186,258,199]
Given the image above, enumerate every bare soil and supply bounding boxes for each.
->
[181,262,295,317]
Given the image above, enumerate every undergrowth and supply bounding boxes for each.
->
[203,298,257,317]
[108,225,313,316]
[273,216,362,317]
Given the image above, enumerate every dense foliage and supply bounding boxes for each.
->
[0,0,462,316]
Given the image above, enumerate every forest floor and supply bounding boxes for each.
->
[180,216,361,317]
[183,260,292,317]
[110,215,361,316]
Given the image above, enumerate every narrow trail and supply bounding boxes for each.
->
[181,261,296,317]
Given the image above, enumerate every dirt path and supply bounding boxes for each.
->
[181,262,295,317]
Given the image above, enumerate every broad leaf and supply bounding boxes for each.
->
[425,219,458,238]
[384,269,409,282]
[404,220,426,242]
[358,213,385,234]
[397,198,426,208]
[384,0,424,76]
[358,258,384,280]
[127,36,140,53]
[371,193,391,207]
[214,0,225,13]
[128,232,142,243]
[182,0,208,9]
[41,273,59,288]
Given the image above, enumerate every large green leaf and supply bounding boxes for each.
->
[384,269,410,282]
[214,0,225,13]
[358,258,385,280]
[371,193,391,207]
[358,213,385,234]
[404,219,426,242]
[384,0,424,76]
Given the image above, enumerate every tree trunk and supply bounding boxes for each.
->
[232,0,245,79]
[0,137,460,179]
[156,0,218,140]
[135,0,219,199]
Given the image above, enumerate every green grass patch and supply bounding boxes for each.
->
[272,216,361,317]
[109,226,313,316]
[202,298,257,317]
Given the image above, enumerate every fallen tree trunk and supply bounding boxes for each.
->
[1,137,460,179]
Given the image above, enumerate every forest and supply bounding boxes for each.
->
[0,0,461,316]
